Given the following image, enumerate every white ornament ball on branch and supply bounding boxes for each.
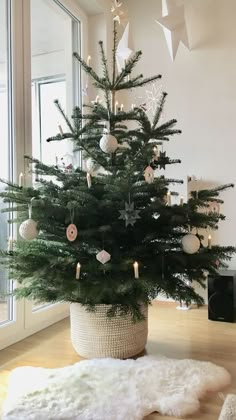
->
[99,133,118,154]
[86,158,99,174]
[182,234,200,255]
[19,219,38,240]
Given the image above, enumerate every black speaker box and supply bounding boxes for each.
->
[208,270,236,323]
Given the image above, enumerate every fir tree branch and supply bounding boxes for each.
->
[117,74,162,91]
[113,51,143,88]
[46,133,74,143]
[73,52,108,89]
[98,41,111,85]
[152,92,168,128]
[112,20,118,84]
[54,100,74,133]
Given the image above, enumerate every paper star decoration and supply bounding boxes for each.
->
[111,1,128,26]
[116,23,133,73]
[155,0,190,61]
[119,202,141,227]
[145,82,163,116]
[111,1,122,12]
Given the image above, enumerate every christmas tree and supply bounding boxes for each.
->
[0,22,235,320]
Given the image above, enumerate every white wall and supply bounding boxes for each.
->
[123,0,236,272]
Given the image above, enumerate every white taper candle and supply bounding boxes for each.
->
[208,235,212,250]
[76,263,81,280]
[58,124,63,135]
[87,172,92,189]
[8,237,13,252]
[133,261,139,279]
[19,172,24,187]
[167,191,171,206]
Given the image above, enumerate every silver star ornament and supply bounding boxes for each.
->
[119,202,141,227]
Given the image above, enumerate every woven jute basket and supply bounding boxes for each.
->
[70,303,148,359]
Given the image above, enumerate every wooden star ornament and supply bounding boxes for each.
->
[155,0,190,61]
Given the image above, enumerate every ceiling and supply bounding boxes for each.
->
[76,0,103,15]
[31,0,68,57]
[0,0,104,67]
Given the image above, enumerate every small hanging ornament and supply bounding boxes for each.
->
[182,233,200,254]
[19,198,38,240]
[158,151,167,169]
[66,224,78,242]
[99,133,118,154]
[66,207,78,242]
[144,166,154,184]
[119,201,141,227]
[86,158,99,174]
[96,250,111,264]
[60,154,74,173]
[208,201,220,214]
[153,146,160,159]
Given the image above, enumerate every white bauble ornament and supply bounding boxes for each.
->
[86,158,99,174]
[182,234,200,254]
[99,133,118,154]
[19,219,38,240]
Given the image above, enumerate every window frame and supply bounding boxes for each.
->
[0,0,86,350]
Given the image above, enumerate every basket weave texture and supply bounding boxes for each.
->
[70,303,148,359]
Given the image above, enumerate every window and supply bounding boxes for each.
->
[0,0,14,325]
[1,0,82,348]
[32,77,67,165]
[31,0,81,166]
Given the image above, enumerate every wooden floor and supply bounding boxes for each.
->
[0,302,235,419]
[0,302,8,324]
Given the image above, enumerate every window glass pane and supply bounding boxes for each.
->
[31,0,79,164]
[30,0,80,312]
[0,0,13,325]
[32,79,67,165]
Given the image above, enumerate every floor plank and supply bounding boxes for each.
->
[0,302,235,419]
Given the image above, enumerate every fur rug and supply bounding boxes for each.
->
[2,355,230,419]
[218,394,236,419]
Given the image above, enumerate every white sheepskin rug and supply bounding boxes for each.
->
[2,355,230,420]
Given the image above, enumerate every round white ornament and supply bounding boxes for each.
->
[19,219,38,240]
[182,234,200,254]
[99,133,118,154]
[86,158,99,174]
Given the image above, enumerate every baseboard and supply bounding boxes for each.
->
[0,309,69,351]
